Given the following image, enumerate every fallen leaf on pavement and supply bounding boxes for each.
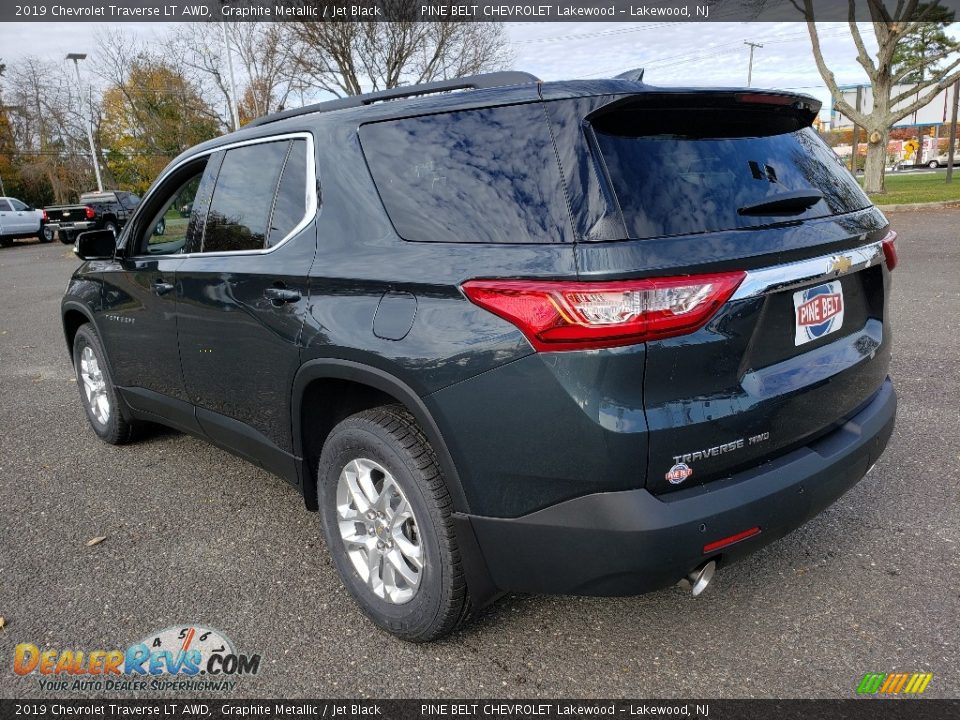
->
[86,536,107,547]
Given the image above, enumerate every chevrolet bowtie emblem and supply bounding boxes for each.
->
[828,255,853,274]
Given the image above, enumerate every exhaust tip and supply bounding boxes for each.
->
[678,560,716,596]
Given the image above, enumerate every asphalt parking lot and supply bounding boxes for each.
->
[1,213,958,700]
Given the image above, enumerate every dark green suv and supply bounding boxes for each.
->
[62,72,897,641]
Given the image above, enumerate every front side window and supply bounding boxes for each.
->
[203,141,290,253]
[0,199,12,211]
[136,158,213,256]
[9,198,29,211]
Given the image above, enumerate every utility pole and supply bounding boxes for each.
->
[744,41,763,87]
[947,78,959,184]
[66,53,103,192]
[221,21,240,131]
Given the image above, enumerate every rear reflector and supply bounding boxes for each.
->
[881,230,898,271]
[703,526,761,554]
[462,271,745,352]
[84,206,95,220]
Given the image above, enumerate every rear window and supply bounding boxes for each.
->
[360,104,572,244]
[592,106,871,240]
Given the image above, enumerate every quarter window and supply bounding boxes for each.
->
[267,139,308,247]
[203,141,290,253]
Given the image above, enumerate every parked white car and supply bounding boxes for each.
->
[0,196,48,247]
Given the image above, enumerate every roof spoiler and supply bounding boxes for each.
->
[247,71,541,128]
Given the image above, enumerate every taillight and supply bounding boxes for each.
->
[41,210,48,222]
[881,229,898,270]
[84,206,95,220]
[462,271,745,352]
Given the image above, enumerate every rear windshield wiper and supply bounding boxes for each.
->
[738,190,824,217]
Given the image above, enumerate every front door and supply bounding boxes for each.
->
[7,198,38,235]
[97,156,215,433]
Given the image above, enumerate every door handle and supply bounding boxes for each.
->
[264,287,301,305]
[153,280,175,296]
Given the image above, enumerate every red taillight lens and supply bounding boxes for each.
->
[462,271,745,352]
[84,206,95,220]
[734,92,795,106]
[881,230,898,271]
[41,210,48,222]
[703,526,761,555]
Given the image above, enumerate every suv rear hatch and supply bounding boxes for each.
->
[560,90,894,495]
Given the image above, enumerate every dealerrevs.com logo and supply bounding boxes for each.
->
[13,625,260,693]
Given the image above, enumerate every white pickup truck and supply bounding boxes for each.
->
[0,196,48,247]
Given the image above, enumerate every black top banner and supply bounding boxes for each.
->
[5,0,960,23]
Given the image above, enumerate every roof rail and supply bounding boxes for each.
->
[247,71,540,128]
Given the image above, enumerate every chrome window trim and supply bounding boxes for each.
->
[729,240,885,301]
[124,131,316,259]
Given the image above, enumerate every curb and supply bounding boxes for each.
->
[874,199,960,212]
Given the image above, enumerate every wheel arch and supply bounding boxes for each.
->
[291,359,468,514]
[61,301,98,358]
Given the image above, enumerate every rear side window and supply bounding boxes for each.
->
[267,139,308,247]
[204,141,290,253]
[360,104,572,244]
[592,106,871,240]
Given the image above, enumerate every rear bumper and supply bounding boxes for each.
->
[46,222,93,233]
[458,377,896,597]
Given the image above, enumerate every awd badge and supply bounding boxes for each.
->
[666,462,693,485]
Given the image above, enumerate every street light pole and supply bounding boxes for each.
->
[66,53,103,192]
[221,22,241,131]
[744,41,763,87]
[947,78,959,184]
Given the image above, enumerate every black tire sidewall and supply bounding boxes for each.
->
[318,419,449,638]
[73,325,124,442]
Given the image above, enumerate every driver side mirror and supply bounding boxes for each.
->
[75,229,117,261]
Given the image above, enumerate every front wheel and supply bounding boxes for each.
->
[73,324,136,445]
[317,406,469,642]
[929,160,940,169]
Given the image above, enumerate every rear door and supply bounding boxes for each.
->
[548,91,893,495]
[0,199,13,234]
[175,134,316,473]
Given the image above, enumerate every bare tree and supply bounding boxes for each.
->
[803,0,960,193]
[284,16,510,97]
[3,56,94,202]
[164,23,303,126]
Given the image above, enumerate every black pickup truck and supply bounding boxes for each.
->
[44,190,164,244]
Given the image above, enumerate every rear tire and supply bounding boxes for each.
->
[929,160,940,169]
[317,405,469,642]
[73,324,136,445]
[40,227,53,243]
[0,236,12,248]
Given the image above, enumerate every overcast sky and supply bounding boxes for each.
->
[1,21,958,119]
